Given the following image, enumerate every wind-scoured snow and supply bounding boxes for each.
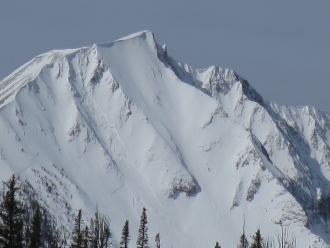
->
[1,30,330,247]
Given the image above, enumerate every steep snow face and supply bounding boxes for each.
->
[0,49,77,107]
[1,30,330,247]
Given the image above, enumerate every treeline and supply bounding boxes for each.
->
[0,175,297,248]
[216,223,297,248]
[69,206,160,248]
[0,175,160,248]
[0,175,67,247]
[318,194,330,220]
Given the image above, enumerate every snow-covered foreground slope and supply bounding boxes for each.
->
[1,31,330,247]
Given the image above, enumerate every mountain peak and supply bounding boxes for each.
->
[114,30,154,42]
[0,31,330,247]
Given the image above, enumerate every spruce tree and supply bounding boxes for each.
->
[24,226,31,248]
[136,207,148,248]
[214,241,221,248]
[250,228,263,248]
[71,209,84,248]
[238,232,249,248]
[154,233,160,248]
[0,175,25,248]
[82,225,89,248]
[120,220,130,248]
[237,219,249,248]
[89,217,98,248]
[29,205,41,248]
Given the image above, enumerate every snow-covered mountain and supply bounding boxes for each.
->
[1,31,330,247]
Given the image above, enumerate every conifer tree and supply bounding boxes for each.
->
[250,228,263,248]
[238,233,249,248]
[214,241,221,248]
[71,209,84,248]
[0,175,25,248]
[50,225,67,248]
[29,205,41,248]
[120,220,130,248]
[89,217,98,248]
[154,233,160,248]
[24,226,31,248]
[82,226,89,248]
[136,207,148,248]
[237,219,249,248]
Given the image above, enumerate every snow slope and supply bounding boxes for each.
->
[1,31,330,247]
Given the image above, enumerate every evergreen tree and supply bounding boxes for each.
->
[29,205,41,248]
[214,241,221,248]
[24,226,31,248]
[154,233,160,248]
[82,226,89,248]
[237,219,249,248]
[318,194,330,220]
[0,175,25,248]
[136,207,148,248]
[89,217,98,248]
[120,220,130,248]
[238,233,249,248]
[48,225,67,248]
[250,228,263,248]
[71,209,84,248]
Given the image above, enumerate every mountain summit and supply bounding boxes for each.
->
[1,31,330,247]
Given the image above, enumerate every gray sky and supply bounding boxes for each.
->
[1,1,329,111]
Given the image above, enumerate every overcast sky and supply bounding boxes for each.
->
[1,1,329,111]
